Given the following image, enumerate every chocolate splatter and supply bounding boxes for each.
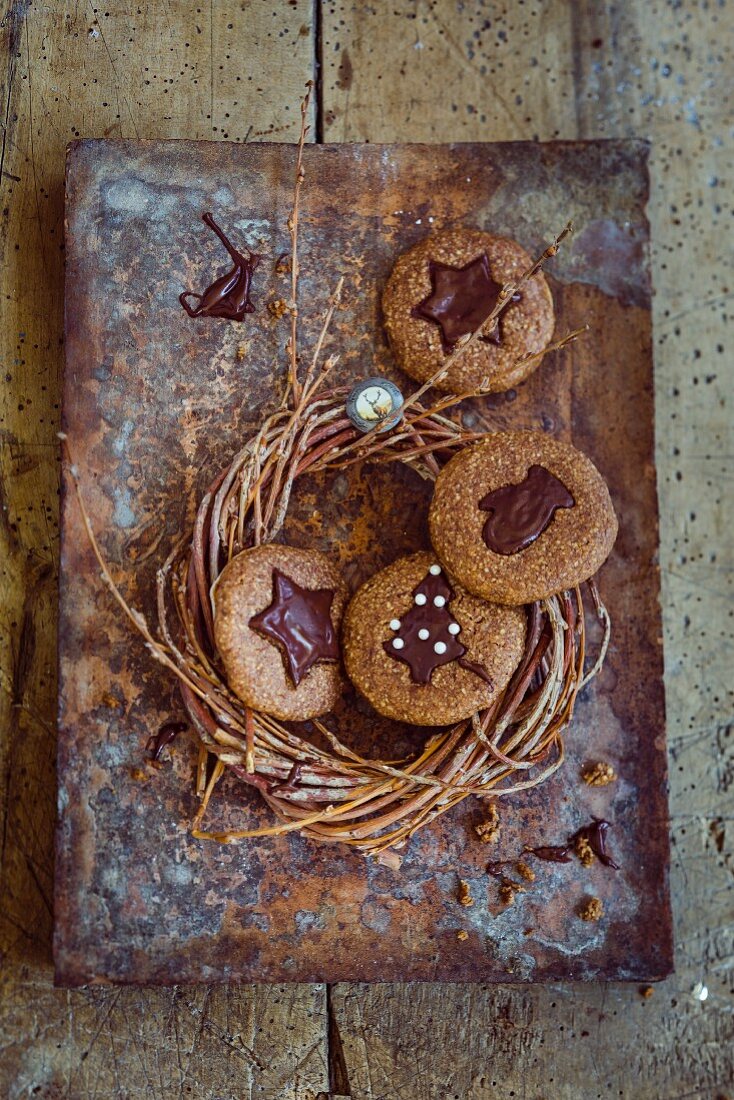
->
[146,720,187,762]
[269,761,304,795]
[250,569,338,688]
[523,844,573,863]
[480,464,575,555]
[571,818,620,870]
[180,212,261,321]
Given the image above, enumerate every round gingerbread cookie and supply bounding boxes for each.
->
[212,544,348,721]
[382,228,555,395]
[342,552,526,726]
[429,431,618,605]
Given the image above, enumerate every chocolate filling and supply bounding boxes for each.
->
[412,253,521,352]
[384,566,491,686]
[479,464,575,555]
[250,568,338,688]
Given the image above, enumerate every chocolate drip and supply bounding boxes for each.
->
[249,569,338,688]
[479,464,575,555]
[570,818,619,870]
[523,844,572,863]
[180,212,261,321]
[146,720,187,762]
[412,253,522,352]
[457,656,494,686]
[486,859,513,878]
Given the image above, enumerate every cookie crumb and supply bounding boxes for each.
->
[640,985,654,999]
[375,849,402,871]
[515,860,536,882]
[274,251,290,274]
[458,879,474,907]
[236,342,248,361]
[268,297,288,318]
[456,929,469,941]
[578,896,603,922]
[499,883,518,906]
[575,833,595,867]
[582,761,617,786]
[474,802,500,844]
[129,766,149,782]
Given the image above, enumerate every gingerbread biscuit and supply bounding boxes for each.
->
[429,432,617,605]
[342,553,526,726]
[213,544,348,720]
[382,228,555,394]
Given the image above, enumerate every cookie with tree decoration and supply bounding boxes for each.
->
[342,553,526,726]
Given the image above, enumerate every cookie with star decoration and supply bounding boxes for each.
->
[342,552,526,726]
[382,227,555,394]
[212,544,348,720]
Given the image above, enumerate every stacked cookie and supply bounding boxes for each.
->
[211,228,616,729]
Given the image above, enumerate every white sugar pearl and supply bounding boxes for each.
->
[418,628,430,640]
[392,637,405,650]
[389,619,401,631]
[415,593,427,606]
[448,622,461,635]
[433,595,446,608]
[433,640,447,655]
[429,564,442,576]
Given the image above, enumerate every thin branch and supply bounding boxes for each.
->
[286,81,313,407]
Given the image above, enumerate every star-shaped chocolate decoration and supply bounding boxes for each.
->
[249,568,339,687]
[413,254,521,352]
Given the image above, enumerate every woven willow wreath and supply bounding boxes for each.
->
[65,85,610,862]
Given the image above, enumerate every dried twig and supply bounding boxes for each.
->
[285,81,313,407]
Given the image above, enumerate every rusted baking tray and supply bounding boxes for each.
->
[56,139,672,985]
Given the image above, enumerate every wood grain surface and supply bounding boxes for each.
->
[0,1,731,1097]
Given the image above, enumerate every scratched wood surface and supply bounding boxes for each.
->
[0,1,731,1098]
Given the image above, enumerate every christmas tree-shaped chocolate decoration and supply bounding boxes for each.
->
[384,564,492,686]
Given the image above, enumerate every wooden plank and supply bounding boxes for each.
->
[323,1,734,1096]
[1,0,731,1093]
[0,2,327,1097]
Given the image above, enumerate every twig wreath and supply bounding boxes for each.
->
[63,83,611,864]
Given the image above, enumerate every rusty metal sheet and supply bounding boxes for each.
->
[56,139,671,985]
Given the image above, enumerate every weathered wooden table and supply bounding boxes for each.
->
[1,3,731,1097]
